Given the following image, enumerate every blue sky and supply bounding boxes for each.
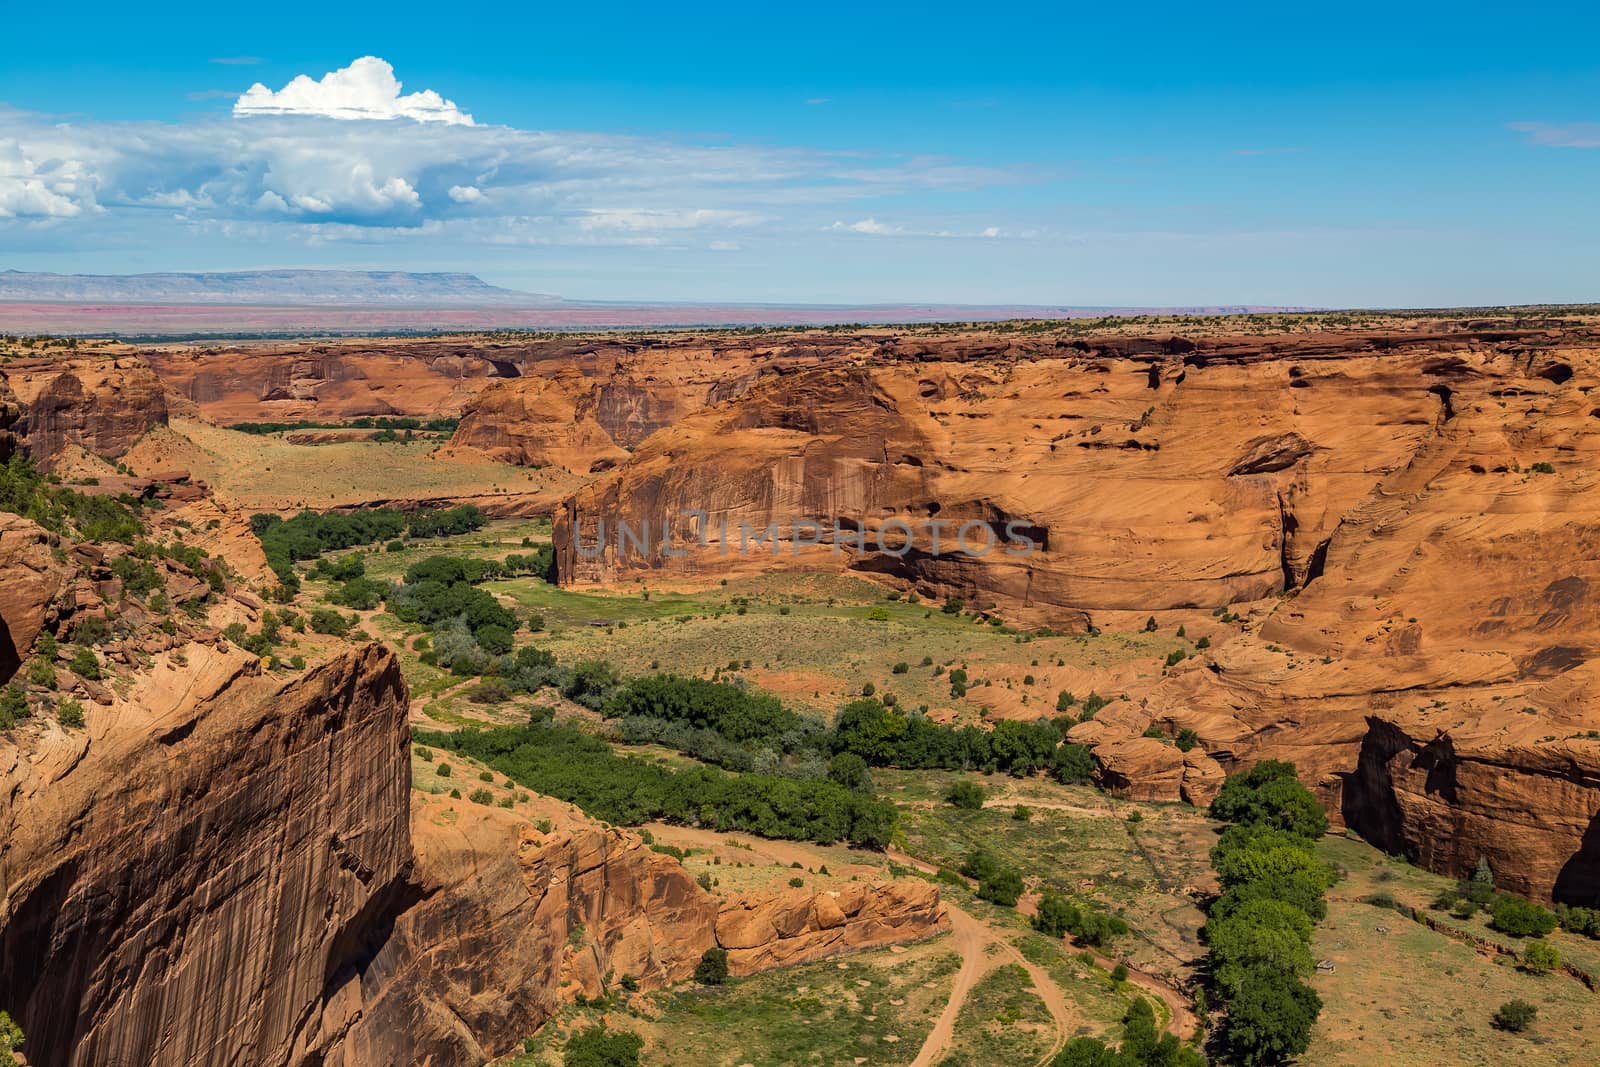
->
[1,0,1596,306]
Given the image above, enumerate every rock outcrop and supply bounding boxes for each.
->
[1343,716,1600,904]
[323,798,719,1065]
[715,880,946,975]
[0,515,73,681]
[0,357,168,466]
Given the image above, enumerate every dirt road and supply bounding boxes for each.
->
[909,903,1076,1067]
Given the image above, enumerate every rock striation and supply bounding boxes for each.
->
[716,881,946,975]
[552,324,1600,901]
[0,357,168,467]
[0,644,412,1067]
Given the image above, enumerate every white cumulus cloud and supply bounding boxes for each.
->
[235,56,475,125]
[0,138,93,218]
[448,184,484,203]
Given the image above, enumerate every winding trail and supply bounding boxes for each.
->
[909,903,1075,1067]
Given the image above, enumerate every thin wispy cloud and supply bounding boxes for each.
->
[1233,147,1305,156]
[186,89,240,102]
[1508,121,1600,149]
[804,98,832,106]
[209,56,262,66]
[829,218,1008,239]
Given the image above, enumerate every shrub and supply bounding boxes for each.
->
[1050,743,1095,785]
[0,685,29,729]
[789,876,805,887]
[1520,939,1561,974]
[1557,903,1600,939]
[0,1010,22,1056]
[69,646,101,680]
[1492,999,1537,1032]
[415,746,434,761]
[386,539,405,552]
[467,679,511,704]
[945,779,985,810]
[478,770,494,782]
[1033,893,1130,946]
[1012,804,1032,821]
[975,867,1024,907]
[865,606,891,621]
[26,658,57,690]
[563,1023,644,1067]
[56,697,86,728]
[1489,894,1558,938]
[72,614,110,646]
[468,788,494,805]
[436,763,452,778]
[892,661,909,674]
[1111,963,1129,982]
[942,597,964,614]
[693,947,729,985]
[309,608,352,636]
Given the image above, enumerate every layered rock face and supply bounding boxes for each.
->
[716,881,946,975]
[1344,718,1600,904]
[0,514,75,681]
[327,798,720,1065]
[554,330,1465,615]
[0,357,168,466]
[142,333,877,437]
[146,342,517,425]
[0,644,412,1067]
[554,324,1600,901]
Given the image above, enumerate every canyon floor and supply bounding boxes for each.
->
[380,519,1599,1066]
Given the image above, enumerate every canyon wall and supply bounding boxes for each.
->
[0,357,168,466]
[552,325,1600,901]
[0,644,412,1067]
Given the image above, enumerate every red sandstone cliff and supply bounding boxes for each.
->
[552,325,1600,901]
[0,644,412,1067]
[0,357,168,466]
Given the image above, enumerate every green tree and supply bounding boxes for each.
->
[1492,999,1537,1032]
[1489,895,1557,938]
[975,867,1024,907]
[1050,742,1095,784]
[1520,939,1561,974]
[827,752,872,791]
[1221,976,1321,1065]
[693,946,729,985]
[1209,761,1328,838]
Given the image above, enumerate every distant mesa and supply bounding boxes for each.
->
[0,268,561,308]
[0,268,1320,334]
